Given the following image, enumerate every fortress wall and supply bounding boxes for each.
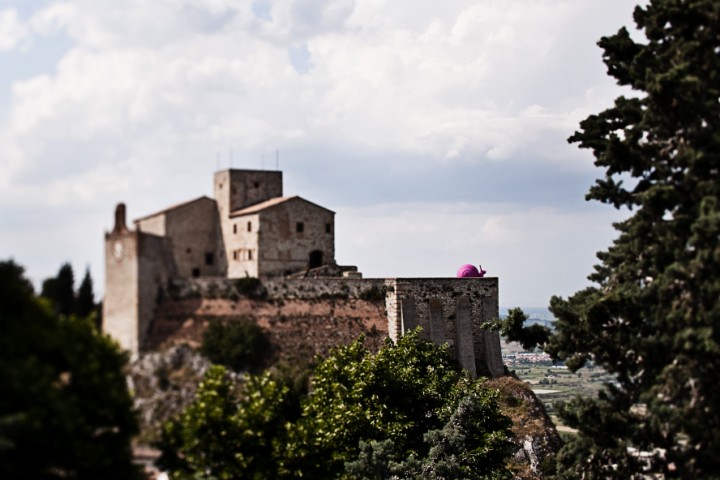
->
[225,213,260,278]
[164,199,221,278]
[145,278,391,363]
[387,278,503,377]
[257,200,335,277]
[137,233,174,352]
[143,277,503,376]
[104,231,140,354]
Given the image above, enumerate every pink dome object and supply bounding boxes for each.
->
[457,264,487,278]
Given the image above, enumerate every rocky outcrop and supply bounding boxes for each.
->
[128,344,215,443]
[486,376,562,479]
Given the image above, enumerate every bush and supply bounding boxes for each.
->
[200,321,271,373]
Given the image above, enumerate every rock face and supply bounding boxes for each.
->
[128,344,214,443]
[486,376,562,479]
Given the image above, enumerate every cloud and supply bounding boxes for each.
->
[0,8,28,51]
[0,0,639,302]
[336,201,626,306]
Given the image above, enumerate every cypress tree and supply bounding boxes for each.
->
[546,1,720,478]
[75,268,95,319]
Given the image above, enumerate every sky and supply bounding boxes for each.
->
[0,0,640,307]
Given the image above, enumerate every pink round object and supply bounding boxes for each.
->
[457,264,481,278]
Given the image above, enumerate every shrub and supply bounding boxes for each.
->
[200,321,271,373]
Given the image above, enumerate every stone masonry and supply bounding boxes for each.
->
[104,169,504,377]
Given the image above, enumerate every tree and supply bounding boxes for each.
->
[483,308,550,352]
[75,268,96,319]
[0,260,141,479]
[159,367,296,479]
[200,320,272,373]
[41,262,75,316]
[542,1,720,478]
[160,331,513,479]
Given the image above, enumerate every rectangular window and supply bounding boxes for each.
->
[326,223,331,234]
[296,222,304,233]
[233,224,237,234]
[205,252,214,266]
[248,250,253,260]
[247,221,252,232]
[192,268,200,278]
[233,251,238,260]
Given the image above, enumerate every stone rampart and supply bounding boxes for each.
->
[143,276,502,377]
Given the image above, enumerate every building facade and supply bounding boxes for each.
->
[104,169,503,377]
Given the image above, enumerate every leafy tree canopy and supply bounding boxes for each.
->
[533,1,720,477]
[160,330,513,479]
[0,259,140,480]
[200,320,272,373]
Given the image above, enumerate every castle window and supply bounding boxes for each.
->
[326,223,331,234]
[296,222,304,233]
[233,251,238,260]
[254,181,260,188]
[233,224,237,234]
[192,268,200,278]
[205,252,214,266]
[248,249,253,260]
[186,247,192,254]
[247,221,252,232]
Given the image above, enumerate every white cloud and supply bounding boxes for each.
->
[0,8,28,51]
[0,0,640,303]
[336,202,626,306]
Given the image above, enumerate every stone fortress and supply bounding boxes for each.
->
[104,169,503,377]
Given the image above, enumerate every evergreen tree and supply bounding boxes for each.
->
[75,268,96,319]
[41,263,75,316]
[544,1,720,478]
[0,260,140,479]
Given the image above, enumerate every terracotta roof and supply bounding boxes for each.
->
[133,196,215,223]
[230,196,335,217]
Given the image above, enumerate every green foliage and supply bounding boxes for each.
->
[161,330,513,479]
[159,366,295,479]
[359,284,387,302]
[483,307,551,352]
[234,276,265,299]
[200,320,272,373]
[75,268,96,319]
[41,262,75,316]
[544,1,720,477]
[0,260,140,479]
[40,263,98,324]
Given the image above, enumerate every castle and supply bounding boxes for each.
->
[104,169,504,377]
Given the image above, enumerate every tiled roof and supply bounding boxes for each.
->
[230,196,334,217]
[133,196,214,223]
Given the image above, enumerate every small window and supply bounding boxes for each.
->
[186,247,192,254]
[247,221,252,232]
[205,252,214,266]
[296,222,304,233]
[233,251,238,260]
[248,250,253,260]
[192,268,200,278]
[233,224,237,234]
[326,223,331,234]
[253,181,260,188]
